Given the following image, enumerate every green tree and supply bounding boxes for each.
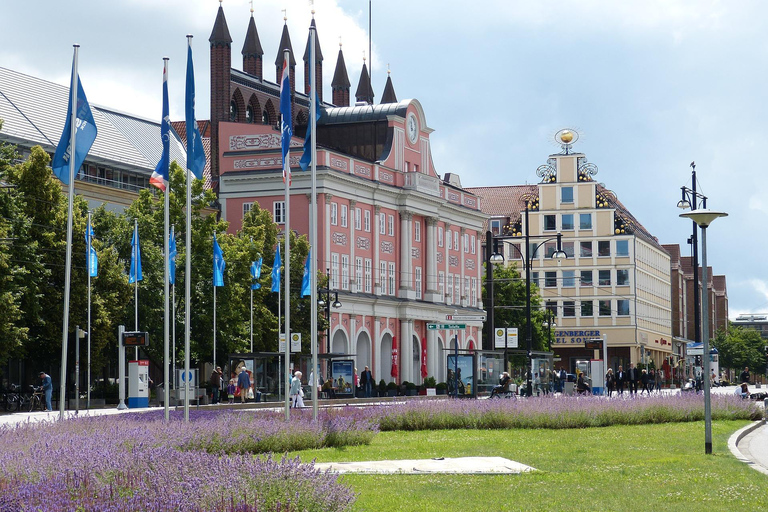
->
[483,262,551,367]
[712,325,767,376]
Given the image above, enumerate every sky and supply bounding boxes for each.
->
[2,0,767,319]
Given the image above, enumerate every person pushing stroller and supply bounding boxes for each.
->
[490,372,512,398]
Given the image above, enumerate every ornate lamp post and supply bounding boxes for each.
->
[679,179,727,455]
[317,269,342,354]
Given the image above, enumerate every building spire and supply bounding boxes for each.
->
[355,54,374,105]
[209,2,233,46]
[331,40,350,107]
[380,65,397,104]
[242,3,263,78]
[303,18,324,100]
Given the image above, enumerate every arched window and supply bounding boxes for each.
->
[229,101,237,122]
[262,109,270,125]
[246,105,254,124]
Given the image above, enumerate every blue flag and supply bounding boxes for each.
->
[271,244,281,293]
[299,91,321,171]
[52,59,97,185]
[150,60,170,191]
[85,219,98,278]
[251,257,262,290]
[301,250,311,297]
[129,223,142,283]
[280,58,292,183]
[185,39,206,180]
[169,226,177,285]
[213,233,225,287]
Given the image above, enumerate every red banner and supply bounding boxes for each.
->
[391,336,398,378]
[421,338,428,379]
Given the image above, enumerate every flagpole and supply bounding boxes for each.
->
[59,44,79,421]
[213,261,217,369]
[87,210,92,410]
[184,34,193,423]
[282,48,292,421]
[250,279,253,353]
[171,224,176,393]
[309,18,319,422]
[134,218,139,360]
[161,57,170,422]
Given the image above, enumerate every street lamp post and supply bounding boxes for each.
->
[678,162,704,347]
[317,269,341,355]
[487,201,566,396]
[680,209,727,455]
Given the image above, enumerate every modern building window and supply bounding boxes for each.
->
[545,242,556,258]
[616,269,630,286]
[415,267,422,299]
[388,215,395,236]
[438,227,444,247]
[598,240,610,257]
[273,201,285,224]
[545,271,557,287]
[562,214,574,231]
[617,299,630,316]
[544,215,556,231]
[243,202,253,218]
[598,270,611,286]
[580,270,593,287]
[330,203,338,226]
[379,261,387,295]
[599,300,612,316]
[415,221,421,242]
[355,257,363,292]
[562,270,576,288]
[580,241,592,258]
[379,212,386,234]
[579,213,592,230]
[364,259,372,293]
[616,239,629,256]
[509,243,522,259]
[331,253,340,289]
[561,186,574,203]
[490,219,502,235]
[355,208,361,230]
[581,301,593,317]
[532,272,539,287]
[341,254,350,290]
[563,241,575,258]
[388,262,396,296]
[340,205,348,228]
[563,301,576,317]
[364,210,371,232]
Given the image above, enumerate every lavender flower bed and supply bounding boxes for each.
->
[371,394,762,431]
[0,409,375,511]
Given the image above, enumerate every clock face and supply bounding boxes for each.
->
[407,113,418,143]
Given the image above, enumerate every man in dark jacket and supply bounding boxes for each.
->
[616,366,625,395]
[210,367,222,404]
[740,367,751,384]
[627,363,639,395]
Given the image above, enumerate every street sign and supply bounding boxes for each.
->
[427,323,467,330]
[446,314,486,322]
[279,333,302,353]
[585,338,603,350]
[494,327,518,348]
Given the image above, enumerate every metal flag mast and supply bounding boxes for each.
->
[282,47,292,421]
[309,10,319,422]
[161,57,170,422]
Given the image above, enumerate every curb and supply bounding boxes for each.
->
[728,420,768,476]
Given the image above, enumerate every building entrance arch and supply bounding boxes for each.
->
[380,333,393,383]
[356,331,371,370]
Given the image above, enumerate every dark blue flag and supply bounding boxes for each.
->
[251,257,262,290]
[185,39,206,179]
[85,219,97,277]
[301,250,311,297]
[52,59,97,185]
[280,58,292,183]
[150,60,170,191]
[169,226,177,285]
[299,91,321,171]
[129,223,142,283]
[271,244,281,293]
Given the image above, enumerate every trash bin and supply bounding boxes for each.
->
[564,382,575,396]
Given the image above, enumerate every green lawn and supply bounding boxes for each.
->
[292,421,768,511]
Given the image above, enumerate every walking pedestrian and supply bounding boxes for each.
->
[38,372,52,411]
[290,371,304,408]
[210,367,222,404]
[360,366,373,398]
[605,368,615,397]
[616,366,625,395]
[237,367,250,404]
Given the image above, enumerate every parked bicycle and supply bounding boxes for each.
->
[2,384,22,412]
[27,385,45,412]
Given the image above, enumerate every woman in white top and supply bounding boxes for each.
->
[290,371,304,408]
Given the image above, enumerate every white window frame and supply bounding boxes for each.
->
[439,271,445,299]
[453,230,459,251]
[415,267,422,299]
[273,201,285,224]
[464,277,470,304]
[355,208,361,231]
[331,203,338,226]
[243,202,253,218]
[379,212,386,234]
[446,230,451,250]
[471,235,476,254]
[340,204,348,228]
[471,277,477,307]
[388,262,396,296]
[364,210,371,232]
[341,254,350,290]
[388,215,395,236]
[355,257,363,292]
[446,273,453,303]
[464,233,469,253]
[331,253,340,289]
[438,227,444,247]
[365,258,372,293]
[454,275,460,305]
[415,220,421,242]
[379,261,387,295]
